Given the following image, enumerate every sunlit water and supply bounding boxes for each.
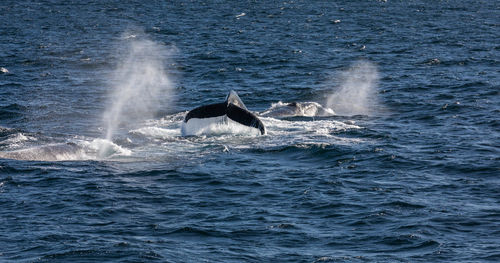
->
[1,1,498,262]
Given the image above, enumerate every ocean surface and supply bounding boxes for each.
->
[1,0,499,262]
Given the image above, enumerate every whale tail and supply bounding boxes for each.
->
[182,91,266,136]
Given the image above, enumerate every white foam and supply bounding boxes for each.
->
[263,117,360,135]
[130,126,179,139]
[145,112,186,126]
[3,133,36,147]
[84,139,132,158]
[122,34,137,39]
[181,116,262,137]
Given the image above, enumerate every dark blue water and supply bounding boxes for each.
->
[1,1,499,262]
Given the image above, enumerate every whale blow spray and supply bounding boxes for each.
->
[100,36,175,157]
[326,61,379,116]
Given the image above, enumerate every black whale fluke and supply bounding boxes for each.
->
[183,91,266,135]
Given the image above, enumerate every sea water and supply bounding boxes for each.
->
[0,1,498,262]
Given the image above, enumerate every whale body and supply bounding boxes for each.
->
[259,101,335,118]
[0,142,85,161]
[181,91,266,136]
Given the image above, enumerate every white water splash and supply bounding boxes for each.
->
[100,35,176,157]
[326,61,379,116]
[86,139,132,158]
[181,116,262,137]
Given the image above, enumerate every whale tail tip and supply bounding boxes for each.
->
[226,90,247,110]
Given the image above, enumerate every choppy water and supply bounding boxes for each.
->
[1,1,499,262]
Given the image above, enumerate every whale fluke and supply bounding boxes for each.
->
[182,91,265,136]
